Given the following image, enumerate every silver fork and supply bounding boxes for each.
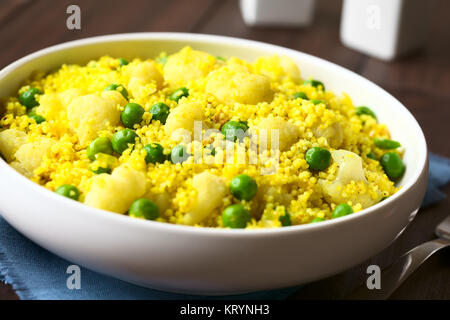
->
[347,215,450,300]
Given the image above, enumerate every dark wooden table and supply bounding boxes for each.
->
[0,0,449,300]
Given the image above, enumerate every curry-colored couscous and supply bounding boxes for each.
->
[0,46,405,228]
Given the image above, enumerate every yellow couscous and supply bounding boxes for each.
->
[0,46,405,228]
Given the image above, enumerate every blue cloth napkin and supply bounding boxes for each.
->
[1,152,449,300]
[422,153,450,207]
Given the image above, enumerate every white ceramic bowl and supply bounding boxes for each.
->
[0,33,428,295]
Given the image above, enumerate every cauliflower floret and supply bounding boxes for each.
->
[0,129,27,162]
[331,150,367,184]
[14,137,53,176]
[253,55,300,83]
[184,172,227,225]
[67,91,126,147]
[145,192,171,215]
[252,185,293,218]
[58,88,85,108]
[35,89,85,121]
[164,101,205,137]
[312,122,344,148]
[127,61,164,97]
[84,164,147,214]
[35,93,64,120]
[320,150,379,208]
[253,117,300,151]
[164,47,217,87]
[9,161,29,177]
[205,66,274,105]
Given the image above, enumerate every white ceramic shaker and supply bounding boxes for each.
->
[240,0,316,27]
[340,0,430,61]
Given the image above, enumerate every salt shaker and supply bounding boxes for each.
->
[340,0,430,61]
[240,0,315,27]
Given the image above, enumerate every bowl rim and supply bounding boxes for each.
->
[0,32,428,236]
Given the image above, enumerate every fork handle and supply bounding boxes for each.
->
[347,238,450,300]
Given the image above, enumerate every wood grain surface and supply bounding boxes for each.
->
[0,0,449,300]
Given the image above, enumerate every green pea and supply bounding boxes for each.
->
[28,113,45,124]
[129,198,159,220]
[279,212,291,227]
[311,99,327,107]
[332,204,353,219]
[118,58,129,66]
[144,143,166,164]
[222,204,251,229]
[356,106,377,120]
[216,56,226,61]
[305,147,331,171]
[229,174,258,201]
[169,87,189,102]
[86,137,114,161]
[310,217,325,223]
[292,91,308,100]
[374,138,401,149]
[303,79,325,90]
[19,88,42,109]
[92,167,111,174]
[150,102,170,124]
[156,55,168,66]
[380,152,406,181]
[104,83,129,100]
[55,184,80,201]
[112,129,139,154]
[206,144,216,156]
[170,145,189,164]
[121,103,145,128]
[367,151,378,160]
[221,120,249,142]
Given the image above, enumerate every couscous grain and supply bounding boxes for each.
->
[0,46,405,228]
